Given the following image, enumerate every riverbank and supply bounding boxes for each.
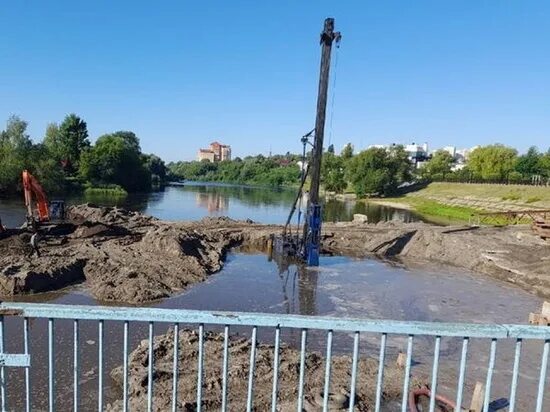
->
[368,182,550,223]
[1,204,548,304]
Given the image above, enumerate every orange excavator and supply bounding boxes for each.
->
[22,170,65,228]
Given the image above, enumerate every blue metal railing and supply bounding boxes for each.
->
[0,302,549,411]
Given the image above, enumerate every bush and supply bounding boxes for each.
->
[84,184,128,197]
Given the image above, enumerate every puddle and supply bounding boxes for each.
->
[1,253,547,410]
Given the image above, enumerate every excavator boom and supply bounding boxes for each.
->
[22,170,50,223]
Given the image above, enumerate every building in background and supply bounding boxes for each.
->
[197,141,232,162]
[404,142,429,166]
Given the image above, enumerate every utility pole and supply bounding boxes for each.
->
[303,18,341,266]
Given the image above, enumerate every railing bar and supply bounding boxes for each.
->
[4,302,536,338]
[271,326,281,412]
[222,325,230,412]
[535,339,550,412]
[147,321,154,412]
[246,326,258,412]
[24,318,31,412]
[0,315,5,412]
[172,323,180,412]
[348,331,360,412]
[455,337,469,412]
[428,336,441,412]
[197,323,204,412]
[122,321,129,412]
[508,338,522,412]
[483,338,497,412]
[322,330,333,412]
[297,328,307,412]
[374,333,387,412]
[48,318,54,412]
[73,320,79,412]
[401,335,414,412]
[98,320,104,412]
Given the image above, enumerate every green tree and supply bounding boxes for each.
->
[341,143,354,160]
[322,152,346,193]
[539,150,550,178]
[0,116,64,194]
[143,154,167,186]
[113,131,141,152]
[0,116,32,193]
[421,150,454,180]
[515,146,542,177]
[346,146,412,196]
[57,114,90,170]
[80,132,151,191]
[468,144,518,181]
[327,144,335,154]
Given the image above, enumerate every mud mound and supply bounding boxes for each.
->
[0,205,251,303]
[67,203,156,228]
[108,329,416,411]
[1,204,549,303]
[0,257,86,295]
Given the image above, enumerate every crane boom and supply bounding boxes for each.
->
[22,170,50,223]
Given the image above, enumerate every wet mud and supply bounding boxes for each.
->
[0,205,548,305]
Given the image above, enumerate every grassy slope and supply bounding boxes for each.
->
[413,182,550,207]
[376,182,550,223]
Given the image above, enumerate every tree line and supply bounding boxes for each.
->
[168,154,302,187]
[0,114,167,196]
[420,144,550,184]
[168,144,414,196]
[170,142,550,198]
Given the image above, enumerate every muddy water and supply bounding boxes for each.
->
[0,182,422,228]
[1,253,546,411]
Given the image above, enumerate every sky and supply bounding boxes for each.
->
[1,1,549,161]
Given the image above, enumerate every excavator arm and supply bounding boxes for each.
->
[22,170,50,223]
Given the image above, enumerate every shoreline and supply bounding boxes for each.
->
[1,204,548,304]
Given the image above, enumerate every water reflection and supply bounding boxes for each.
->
[195,191,229,213]
[0,182,424,227]
[271,254,318,316]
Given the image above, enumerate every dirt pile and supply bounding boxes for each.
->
[0,204,548,303]
[0,205,266,303]
[108,328,416,411]
[322,222,550,298]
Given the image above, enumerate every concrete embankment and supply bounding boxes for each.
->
[0,204,548,303]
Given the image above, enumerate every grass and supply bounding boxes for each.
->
[415,182,550,206]
[379,197,481,223]
[84,185,128,197]
[371,181,550,224]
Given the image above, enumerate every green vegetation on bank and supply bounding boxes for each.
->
[84,184,128,197]
[168,154,302,187]
[0,114,167,196]
[421,145,550,183]
[378,196,483,223]
[375,181,550,223]
[412,182,550,208]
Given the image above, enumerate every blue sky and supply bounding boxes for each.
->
[1,1,549,161]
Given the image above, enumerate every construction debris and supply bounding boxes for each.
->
[533,219,550,240]
[528,301,550,326]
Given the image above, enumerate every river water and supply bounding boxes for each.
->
[0,183,546,410]
[0,182,422,228]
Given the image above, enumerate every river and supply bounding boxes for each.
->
[0,183,546,410]
[0,181,422,228]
